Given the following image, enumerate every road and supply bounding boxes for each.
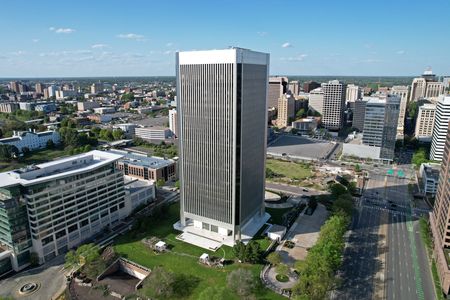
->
[337,168,435,300]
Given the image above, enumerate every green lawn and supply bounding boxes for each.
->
[114,203,284,300]
[266,159,312,181]
[0,148,71,172]
[266,207,292,225]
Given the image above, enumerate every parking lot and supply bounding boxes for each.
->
[267,135,337,160]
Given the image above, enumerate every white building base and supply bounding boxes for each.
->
[173,212,270,251]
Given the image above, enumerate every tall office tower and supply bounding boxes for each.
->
[362,95,400,161]
[277,92,295,127]
[426,82,444,98]
[308,87,324,115]
[18,83,29,94]
[175,48,269,246]
[322,80,347,130]
[288,81,300,96]
[430,96,450,161]
[346,84,362,102]
[391,85,409,139]
[267,77,288,108]
[168,108,178,136]
[415,103,436,142]
[47,85,57,98]
[9,81,20,93]
[410,77,427,101]
[0,151,127,272]
[444,77,450,90]
[303,81,321,93]
[353,98,368,131]
[43,88,50,99]
[91,82,104,94]
[430,121,450,296]
[35,83,45,94]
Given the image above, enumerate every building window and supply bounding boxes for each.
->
[202,222,210,230]
[211,225,218,233]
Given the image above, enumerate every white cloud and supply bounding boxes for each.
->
[396,50,405,55]
[281,42,293,48]
[166,42,173,47]
[257,31,268,37]
[359,58,383,63]
[91,44,108,49]
[280,54,307,61]
[117,33,146,41]
[49,27,76,34]
[32,39,40,43]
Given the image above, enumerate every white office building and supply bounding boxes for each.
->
[135,127,172,141]
[169,109,178,136]
[174,48,270,249]
[0,130,60,153]
[308,87,324,115]
[391,85,409,139]
[0,151,132,271]
[430,96,450,161]
[415,104,436,142]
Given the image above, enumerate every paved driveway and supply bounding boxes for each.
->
[0,255,68,300]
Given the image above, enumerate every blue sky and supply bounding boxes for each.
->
[1,0,449,77]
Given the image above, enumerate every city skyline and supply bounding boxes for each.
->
[1,0,450,77]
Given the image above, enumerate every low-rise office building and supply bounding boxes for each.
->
[112,150,177,183]
[0,130,60,153]
[291,117,318,134]
[0,102,19,113]
[415,104,436,142]
[135,127,172,141]
[77,101,100,111]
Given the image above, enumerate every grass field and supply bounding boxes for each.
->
[114,203,284,300]
[0,148,71,172]
[266,159,312,181]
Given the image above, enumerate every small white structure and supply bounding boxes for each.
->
[155,241,167,252]
[199,253,210,264]
[266,225,287,242]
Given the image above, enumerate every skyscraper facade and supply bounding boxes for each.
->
[267,76,288,108]
[308,87,324,115]
[430,121,450,295]
[431,96,450,161]
[168,108,178,136]
[176,48,269,244]
[390,85,409,139]
[322,80,347,130]
[277,93,295,127]
[415,103,436,142]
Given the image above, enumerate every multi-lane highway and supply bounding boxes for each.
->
[337,168,435,300]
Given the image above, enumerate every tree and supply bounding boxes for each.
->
[21,147,30,156]
[140,267,198,299]
[233,241,261,263]
[156,178,165,187]
[296,108,306,119]
[233,241,247,262]
[112,128,124,140]
[227,269,256,298]
[291,128,299,135]
[332,193,354,216]
[65,243,100,268]
[354,164,361,172]
[46,139,55,149]
[329,183,347,198]
[412,147,429,168]
[0,144,19,160]
[175,180,180,189]
[266,252,282,266]
[121,92,135,101]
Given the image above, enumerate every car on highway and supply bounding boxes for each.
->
[302,188,309,192]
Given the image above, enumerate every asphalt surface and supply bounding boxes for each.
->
[337,168,435,300]
[265,181,325,196]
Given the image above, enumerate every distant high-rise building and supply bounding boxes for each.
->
[415,103,436,142]
[353,98,368,132]
[322,80,347,130]
[168,109,178,136]
[43,88,50,99]
[288,81,300,96]
[175,48,269,246]
[346,84,362,102]
[391,85,409,139]
[47,85,57,98]
[9,81,20,93]
[91,82,104,94]
[303,81,321,93]
[268,77,288,108]
[18,83,28,94]
[410,68,444,102]
[430,96,450,161]
[277,93,295,127]
[35,83,45,94]
[308,87,324,115]
[430,120,450,296]
[362,95,400,161]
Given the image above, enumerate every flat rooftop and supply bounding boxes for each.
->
[109,149,173,169]
[0,150,123,188]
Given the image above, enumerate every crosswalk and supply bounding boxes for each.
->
[361,204,408,216]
